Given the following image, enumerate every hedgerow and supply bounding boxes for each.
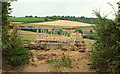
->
[90,2,120,73]
[2,2,30,67]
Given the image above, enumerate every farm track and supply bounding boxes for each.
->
[18,46,95,72]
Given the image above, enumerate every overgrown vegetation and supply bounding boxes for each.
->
[2,2,30,67]
[48,57,72,69]
[83,30,97,40]
[74,29,83,34]
[90,2,120,73]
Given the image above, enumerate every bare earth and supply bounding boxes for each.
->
[18,47,95,72]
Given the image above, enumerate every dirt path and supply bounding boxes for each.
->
[22,64,50,72]
[19,47,95,72]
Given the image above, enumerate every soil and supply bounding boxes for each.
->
[2,45,95,72]
[18,46,95,72]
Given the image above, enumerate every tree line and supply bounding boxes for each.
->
[9,15,99,24]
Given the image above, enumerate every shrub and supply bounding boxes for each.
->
[48,57,72,68]
[57,30,63,35]
[2,2,30,67]
[83,32,97,40]
[90,30,93,33]
[90,7,120,73]
[2,32,30,66]
[47,31,53,34]
[74,29,83,34]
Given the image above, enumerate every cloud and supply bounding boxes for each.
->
[17,0,96,3]
[10,0,119,19]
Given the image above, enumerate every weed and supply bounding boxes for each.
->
[48,57,72,69]
[77,57,81,61]
[32,59,35,62]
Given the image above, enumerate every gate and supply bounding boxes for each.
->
[17,26,96,50]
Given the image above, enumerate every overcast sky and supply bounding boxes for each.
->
[10,0,119,19]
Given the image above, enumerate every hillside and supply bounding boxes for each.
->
[29,20,95,27]
[9,16,99,24]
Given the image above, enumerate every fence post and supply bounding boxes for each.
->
[36,28,39,43]
[54,29,55,40]
[81,33,86,51]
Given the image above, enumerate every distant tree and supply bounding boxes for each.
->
[44,17,48,21]
[50,15,57,20]
[29,15,33,17]
[25,16,28,17]
[60,16,65,20]
[35,16,37,18]
[25,15,33,18]
[81,16,85,19]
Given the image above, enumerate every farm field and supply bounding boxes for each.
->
[22,20,95,27]
[7,20,96,72]
[10,20,96,49]
[9,17,53,22]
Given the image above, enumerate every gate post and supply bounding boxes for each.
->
[36,28,39,43]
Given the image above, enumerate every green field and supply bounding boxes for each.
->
[9,17,53,23]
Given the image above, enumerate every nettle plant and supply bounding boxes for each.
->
[90,2,120,73]
[2,2,30,67]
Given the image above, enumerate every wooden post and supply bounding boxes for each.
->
[45,29,47,45]
[65,29,67,43]
[36,28,39,43]
[81,33,86,51]
[79,33,82,48]
[54,29,55,40]
[74,31,77,44]
[50,31,52,40]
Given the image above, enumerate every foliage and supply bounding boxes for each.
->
[47,31,53,34]
[90,3,120,73]
[83,31,97,40]
[47,15,99,24]
[48,57,72,68]
[74,29,83,34]
[57,30,63,35]
[44,17,49,21]
[2,2,30,67]
[9,15,99,24]
[90,30,93,33]
[3,33,30,66]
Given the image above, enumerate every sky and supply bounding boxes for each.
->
[10,0,119,19]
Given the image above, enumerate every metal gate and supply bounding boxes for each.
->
[19,26,96,50]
